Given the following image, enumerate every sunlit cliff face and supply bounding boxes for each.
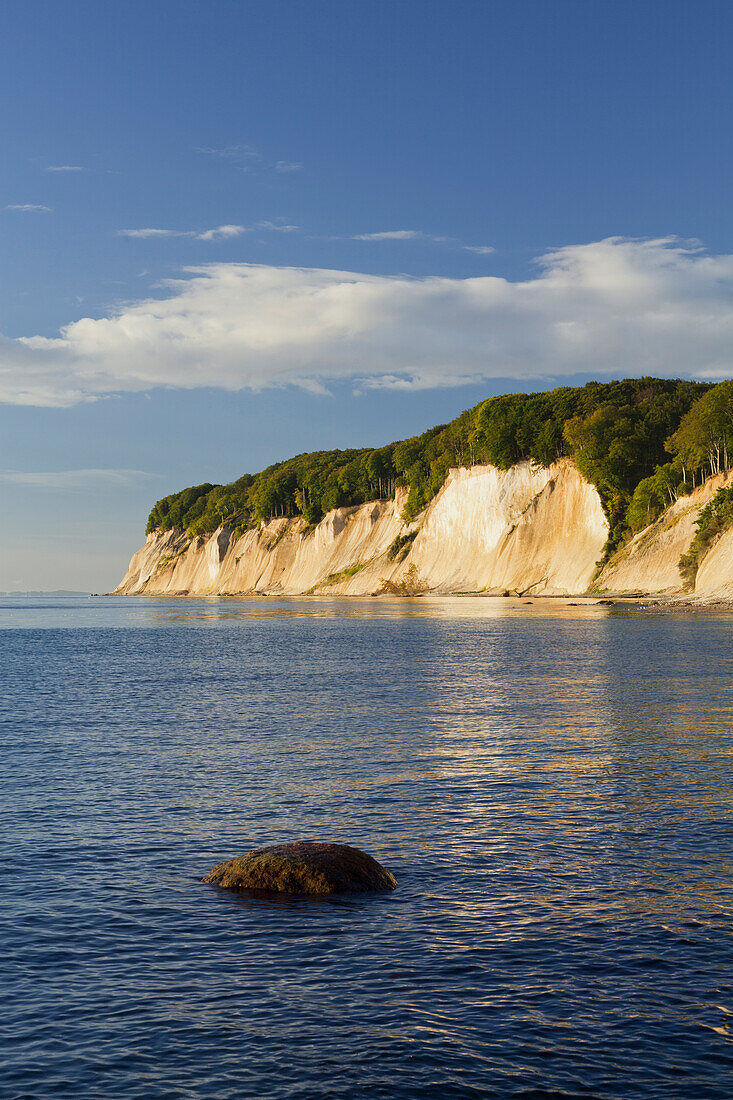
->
[114,460,608,598]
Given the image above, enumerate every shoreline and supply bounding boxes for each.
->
[103,590,733,612]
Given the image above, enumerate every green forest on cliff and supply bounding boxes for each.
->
[147,377,733,553]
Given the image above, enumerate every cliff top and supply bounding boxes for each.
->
[146,376,723,554]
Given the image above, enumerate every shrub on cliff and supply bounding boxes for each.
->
[626,459,689,533]
[378,564,428,596]
[387,530,418,562]
[679,484,733,589]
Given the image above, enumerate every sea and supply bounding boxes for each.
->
[2,595,733,1099]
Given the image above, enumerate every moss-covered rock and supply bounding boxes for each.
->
[203,841,397,896]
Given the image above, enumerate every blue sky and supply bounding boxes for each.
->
[2,0,733,590]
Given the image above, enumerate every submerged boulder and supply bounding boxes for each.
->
[203,840,396,896]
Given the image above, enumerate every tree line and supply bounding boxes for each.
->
[148,376,733,553]
[626,379,733,533]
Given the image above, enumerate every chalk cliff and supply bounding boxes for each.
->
[115,458,733,599]
[115,459,609,596]
[695,525,733,597]
[594,471,733,597]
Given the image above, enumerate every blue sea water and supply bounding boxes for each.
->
[2,595,733,1099]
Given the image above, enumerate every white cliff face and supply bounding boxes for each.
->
[695,527,733,596]
[114,459,609,597]
[114,491,411,596]
[596,472,733,596]
[692,472,733,597]
[409,461,607,594]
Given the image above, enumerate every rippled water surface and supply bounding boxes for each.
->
[2,595,733,1098]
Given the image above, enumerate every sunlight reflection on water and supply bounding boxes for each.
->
[2,597,733,1098]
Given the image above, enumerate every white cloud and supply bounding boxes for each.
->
[258,220,299,233]
[351,230,453,245]
[118,224,247,241]
[6,204,52,213]
[118,228,183,239]
[196,224,247,241]
[3,237,733,407]
[463,245,495,255]
[0,468,157,489]
[46,165,85,172]
[353,230,422,241]
[199,145,302,174]
[198,143,259,161]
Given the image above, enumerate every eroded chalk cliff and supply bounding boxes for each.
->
[114,459,609,597]
[695,525,733,597]
[594,471,733,597]
[115,457,733,599]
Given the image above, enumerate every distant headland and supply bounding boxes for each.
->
[115,378,733,601]
[0,591,91,598]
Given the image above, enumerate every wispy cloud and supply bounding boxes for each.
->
[258,220,299,233]
[118,228,182,239]
[46,165,86,172]
[199,144,302,175]
[353,230,422,241]
[118,224,248,241]
[198,143,259,162]
[4,238,733,407]
[351,230,494,253]
[196,224,248,241]
[5,203,52,213]
[0,468,157,489]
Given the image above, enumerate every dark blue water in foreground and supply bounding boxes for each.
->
[2,596,733,1099]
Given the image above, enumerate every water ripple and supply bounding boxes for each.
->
[1,598,733,1097]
